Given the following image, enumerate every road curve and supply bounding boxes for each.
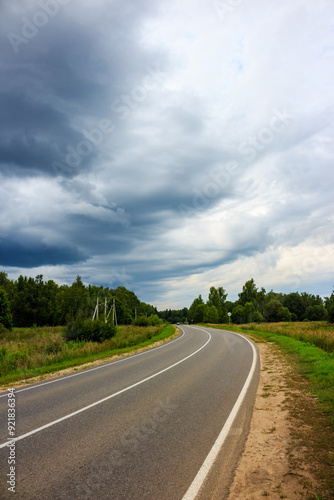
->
[0,326,259,499]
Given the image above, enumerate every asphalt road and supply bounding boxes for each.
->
[0,325,259,499]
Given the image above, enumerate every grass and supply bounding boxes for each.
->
[0,323,176,386]
[235,323,334,422]
[201,321,334,498]
[201,321,334,421]
[240,321,334,354]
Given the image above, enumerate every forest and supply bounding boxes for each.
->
[186,279,334,324]
[0,272,333,331]
[0,272,158,331]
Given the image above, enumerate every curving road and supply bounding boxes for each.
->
[0,326,259,499]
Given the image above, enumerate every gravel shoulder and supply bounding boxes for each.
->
[228,339,318,499]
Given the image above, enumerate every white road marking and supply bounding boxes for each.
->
[182,328,258,500]
[0,330,185,398]
[0,328,209,449]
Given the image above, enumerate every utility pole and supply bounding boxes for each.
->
[113,298,117,326]
[92,297,99,321]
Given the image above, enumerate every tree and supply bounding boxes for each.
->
[305,305,326,321]
[231,305,246,324]
[203,305,219,324]
[0,272,176,328]
[207,286,228,322]
[283,292,305,321]
[257,287,267,314]
[58,276,90,323]
[114,286,140,324]
[325,290,334,324]
[243,302,264,323]
[11,275,37,326]
[207,287,221,309]
[0,272,12,298]
[263,300,291,322]
[0,287,13,330]
[238,279,258,306]
[188,295,204,323]
[230,302,263,324]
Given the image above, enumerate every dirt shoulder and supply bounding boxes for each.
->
[228,339,319,499]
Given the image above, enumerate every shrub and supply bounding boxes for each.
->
[133,315,149,327]
[65,319,117,343]
[148,314,163,326]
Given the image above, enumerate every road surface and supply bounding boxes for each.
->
[0,325,259,499]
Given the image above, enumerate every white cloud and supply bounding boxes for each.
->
[1,0,333,307]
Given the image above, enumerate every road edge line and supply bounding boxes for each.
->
[182,329,258,500]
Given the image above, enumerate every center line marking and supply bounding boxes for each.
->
[0,327,210,449]
[0,330,185,398]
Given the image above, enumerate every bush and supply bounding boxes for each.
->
[148,314,163,326]
[65,319,117,343]
[133,315,149,327]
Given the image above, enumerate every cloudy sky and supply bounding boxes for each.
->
[0,0,333,309]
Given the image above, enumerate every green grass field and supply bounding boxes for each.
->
[204,321,334,421]
[0,323,176,386]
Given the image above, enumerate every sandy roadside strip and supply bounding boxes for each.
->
[228,339,318,500]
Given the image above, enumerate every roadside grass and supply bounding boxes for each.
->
[0,324,176,386]
[202,322,334,421]
[241,321,334,354]
[230,323,334,422]
[202,321,334,353]
[201,321,334,498]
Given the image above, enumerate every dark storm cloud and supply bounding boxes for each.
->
[0,0,333,308]
[0,91,86,176]
[0,0,167,178]
[0,237,87,267]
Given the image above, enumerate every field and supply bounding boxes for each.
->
[240,321,334,353]
[0,324,175,386]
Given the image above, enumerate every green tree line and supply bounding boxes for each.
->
[0,272,158,330]
[188,279,334,324]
